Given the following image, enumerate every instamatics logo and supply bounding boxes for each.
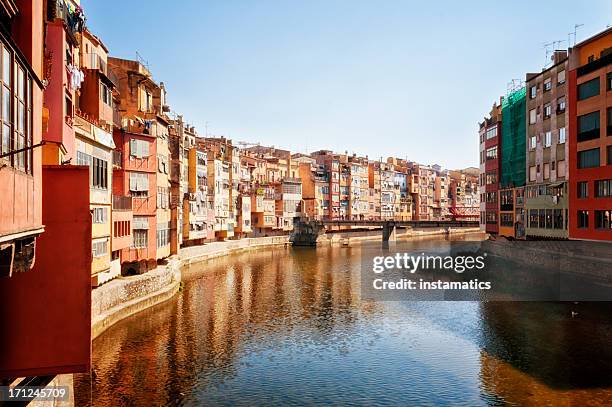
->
[371,252,491,291]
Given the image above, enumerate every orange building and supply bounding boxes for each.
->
[568,27,612,241]
[109,58,163,273]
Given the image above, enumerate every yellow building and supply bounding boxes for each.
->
[74,115,115,286]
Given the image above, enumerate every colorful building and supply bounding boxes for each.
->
[479,101,502,234]
[0,0,45,277]
[568,27,612,241]
[109,57,161,274]
[525,51,570,239]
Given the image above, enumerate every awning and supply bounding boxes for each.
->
[93,127,115,149]
[549,181,565,188]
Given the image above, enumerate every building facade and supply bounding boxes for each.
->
[525,51,570,239]
[568,28,612,241]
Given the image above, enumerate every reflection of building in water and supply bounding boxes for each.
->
[77,246,384,405]
[478,302,612,405]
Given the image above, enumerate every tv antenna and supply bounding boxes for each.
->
[135,51,150,71]
[568,23,584,47]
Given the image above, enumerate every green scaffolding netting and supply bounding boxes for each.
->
[501,87,526,188]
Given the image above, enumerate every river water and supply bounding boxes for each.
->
[75,235,612,406]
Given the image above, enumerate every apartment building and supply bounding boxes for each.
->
[479,101,502,234]
[72,28,121,286]
[203,137,235,239]
[525,51,569,239]
[298,157,329,220]
[0,0,45,277]
[498,86,526,239]
[181,143,215,245]
[568,27,612,241]
[348,156,370,220]
[448,170,479,221]
[312,150,340,220]
[109,57,162,273]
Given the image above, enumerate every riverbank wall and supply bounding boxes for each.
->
[91,228,482,339]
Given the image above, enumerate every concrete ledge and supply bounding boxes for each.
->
[180,236,290,265]
[91,259,181,339]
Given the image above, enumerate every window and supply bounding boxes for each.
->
[608,72,612,91]
[578,181,589,198]
[156,224,170,248]
[559,127,566,143]
[485,171,497,185]
[544,163,550,180]
[500,213,513,227]
[100,82,112,106]
[578,210,589,228]
[578,78,600,100]
[486,211,497,224]
[545,209,553,229]
[557,97,566,113]
[595,179,612,198]
[544,103,552,119]
[92,157,108,189]
[608,146,612,165]
[608,107,612,136]
[553,209,564,229]
[92,238,109,257]
[529,109,536,124]
[0,43,34,174]
[595,210,612,230]
[545,131,552,147]
[557,160,566,178]
[529,166,536,181]
[557,70,566,85]
[544,78,552,91]
[530,85,537,99]
[144,90,152,112]
[129,139,150,158]
[486,146,497,160]
[578,148,600,169]
[92,207,108,224]
[129,172,149,193]
[530,135,537,149]
[529,209,539,228]
[133,230,148,248]
[577,111,600,142]
[486,126,497,140]
[157,187,169,209]
[539,209,545,229]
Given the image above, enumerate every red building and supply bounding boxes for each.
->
[0,1,91,379]
[112,129,157,273]
[479,101,502,234]
[568,27,612,241]
[0,0,45,276]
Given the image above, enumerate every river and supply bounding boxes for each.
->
[75,234,612,406]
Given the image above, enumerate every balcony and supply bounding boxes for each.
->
[112,195,132,211]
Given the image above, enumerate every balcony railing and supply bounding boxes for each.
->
[113,195,132,211]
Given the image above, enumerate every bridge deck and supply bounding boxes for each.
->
[320,220,479,228]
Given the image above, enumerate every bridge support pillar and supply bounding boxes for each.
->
[382,222,396,248]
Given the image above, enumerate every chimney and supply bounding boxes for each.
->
[552,50,568,65]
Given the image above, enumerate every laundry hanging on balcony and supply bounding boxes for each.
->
[66,64,85,91]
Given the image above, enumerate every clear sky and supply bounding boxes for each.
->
[81,0,610,169]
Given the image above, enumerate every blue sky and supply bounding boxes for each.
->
[82,0,611,169]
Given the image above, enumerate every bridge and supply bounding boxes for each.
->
[290,218,480,246]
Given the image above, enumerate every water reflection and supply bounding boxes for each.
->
[75,236,612,406]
